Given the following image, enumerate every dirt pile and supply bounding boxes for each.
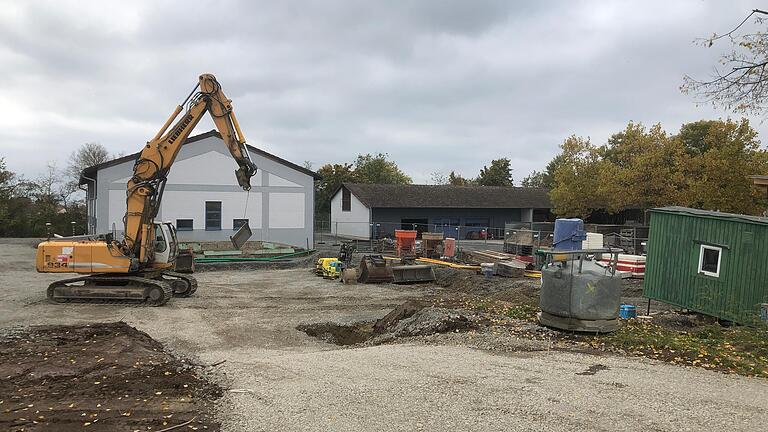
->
[0,322,221,431]
[433,267,540,305]
[388,308,479,337]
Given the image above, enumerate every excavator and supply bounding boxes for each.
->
[35,74,258,306]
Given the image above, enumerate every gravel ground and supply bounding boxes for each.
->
[2,239,767,431]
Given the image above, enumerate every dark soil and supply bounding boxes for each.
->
[0,322,221,431]
[296,322,374,346]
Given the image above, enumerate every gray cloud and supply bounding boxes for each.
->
[0,0,764,183]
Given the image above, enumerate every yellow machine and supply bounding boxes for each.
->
[315,258,342,279]
[36,74,258,305]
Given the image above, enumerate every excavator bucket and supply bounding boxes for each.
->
[391,264,436,284]
[230,222,252,250]
[357,255,394,284]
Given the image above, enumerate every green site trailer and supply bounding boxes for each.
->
[643,206,768,324]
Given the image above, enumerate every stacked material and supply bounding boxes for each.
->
[583,232,604,249]
[599,254,646,278]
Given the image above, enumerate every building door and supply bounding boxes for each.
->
[205,201,222,231]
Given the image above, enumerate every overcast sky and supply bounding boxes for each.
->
[0,0,765,184]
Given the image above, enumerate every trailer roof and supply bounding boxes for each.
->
[650,206,768,226]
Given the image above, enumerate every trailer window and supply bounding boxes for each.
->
[698,245,721,277]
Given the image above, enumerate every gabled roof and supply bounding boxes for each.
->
[650,206,768,226]
[336,183,551,209]
[79,130,320,184]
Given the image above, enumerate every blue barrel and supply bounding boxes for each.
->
[619,304,637,319]
[553,218,586,251]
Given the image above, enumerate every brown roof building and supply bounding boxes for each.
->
[329,183,552,239]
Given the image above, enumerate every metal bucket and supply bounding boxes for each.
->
[391,264,436,284]
[357,255,394,283]
[230,223,252,250]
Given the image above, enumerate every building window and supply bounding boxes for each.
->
[176,219,193,231]
[342,188,351,212]
[233,218,249,230]
[698,244,722,277]
[205,202,222,231]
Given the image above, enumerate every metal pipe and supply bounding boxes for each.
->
[230,110,246,143]
[152,105,183,141]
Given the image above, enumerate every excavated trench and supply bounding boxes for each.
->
[296,321,375,346]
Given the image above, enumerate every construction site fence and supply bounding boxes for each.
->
[314,221,650,255]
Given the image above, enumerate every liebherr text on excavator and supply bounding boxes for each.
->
[36,74,258,305]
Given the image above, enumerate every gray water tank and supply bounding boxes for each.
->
[538,259,621,332]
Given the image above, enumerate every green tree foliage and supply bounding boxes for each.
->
[477,158,513,187]
[685,119,768,214]
[353,153,412,184]
[599,123,690,212]
[0,159,87,237]
[549,136,607,218]
[448,171,474,186]
[522,154,564,188]
[548,119,768,218]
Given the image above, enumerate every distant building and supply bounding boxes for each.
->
[329,183,551,239]
[80,130,320,248]
[643,206,768,324]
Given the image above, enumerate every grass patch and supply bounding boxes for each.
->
[595,320,768,377]
[505,304,539,321]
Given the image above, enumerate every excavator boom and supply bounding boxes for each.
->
[36,74,257,306]
[124,74,257,262]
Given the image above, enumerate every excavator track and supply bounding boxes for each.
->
[47,275,173,306]
[160,271,198,297]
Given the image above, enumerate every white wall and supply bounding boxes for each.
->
[95,133,315,247]
[330,189,371,239]
[161,191,263,229]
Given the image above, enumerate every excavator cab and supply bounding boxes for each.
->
[152,222,178,266]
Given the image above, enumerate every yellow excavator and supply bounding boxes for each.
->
[36,74,257,305]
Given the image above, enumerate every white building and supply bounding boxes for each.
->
[80,130,320,248]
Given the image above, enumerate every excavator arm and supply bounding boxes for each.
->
[123,74,257,263]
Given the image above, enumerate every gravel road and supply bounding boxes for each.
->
[1,239,766,431]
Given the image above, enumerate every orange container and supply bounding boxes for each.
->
[443,238,456,257]
[395,230,417,257]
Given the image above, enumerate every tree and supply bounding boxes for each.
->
[521,154,564,188]
[477,158,513,187]
[448,171,474,186]
[353,153,412,184]
[0,158,13,231]
[599,122,690,212]
[549,136,607,218]
[521,171,547,188]
[683,118,768,214]
[65,142,110,199]
[430,171,448,185]
[682,9,768,115]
